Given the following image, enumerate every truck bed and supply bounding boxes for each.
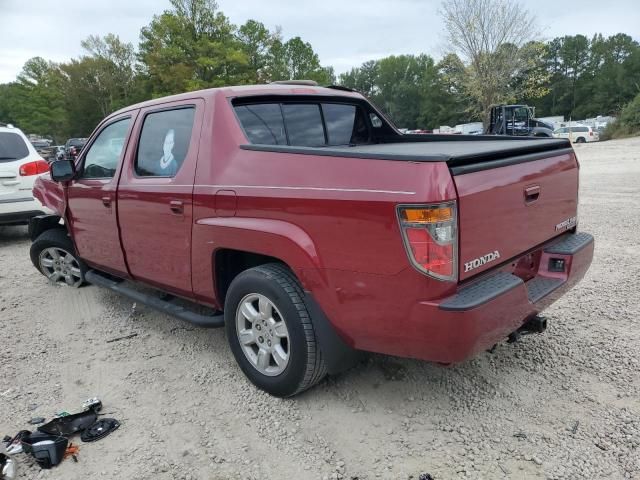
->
[240,135,572,174]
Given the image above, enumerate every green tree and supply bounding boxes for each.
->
[237,20,280,83]
[268,37,331,83]
[339,60,379,97]
[139,0,249,96]
[80,33,141,109]
[1,57,68,141]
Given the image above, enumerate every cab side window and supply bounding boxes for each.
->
[135,107,196,177]
[82,118,131,179]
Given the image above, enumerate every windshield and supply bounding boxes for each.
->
[0,132,29,162]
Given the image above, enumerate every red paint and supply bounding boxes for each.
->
[33,85,593,363]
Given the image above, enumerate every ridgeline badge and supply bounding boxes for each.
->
[555,216,577,232]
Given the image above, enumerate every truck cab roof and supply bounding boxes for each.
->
[110,84,364,119]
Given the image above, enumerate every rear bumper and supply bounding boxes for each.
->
[0,197,48,225]
[382,231,594,363]
[0,197,50,225]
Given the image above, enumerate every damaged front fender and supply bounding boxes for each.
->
[33,174,65,217]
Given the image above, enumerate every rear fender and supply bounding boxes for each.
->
[192,217,326,301]
[192,217,358,373]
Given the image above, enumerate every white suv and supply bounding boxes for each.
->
[553,125,599,143]
[0,124,51,225]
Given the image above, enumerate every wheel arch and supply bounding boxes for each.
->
[194,218,358,374]
[28,214,65,242]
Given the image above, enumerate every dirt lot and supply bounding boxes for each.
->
[1,137,639,480]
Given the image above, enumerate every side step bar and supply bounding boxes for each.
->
[85,270,225,328]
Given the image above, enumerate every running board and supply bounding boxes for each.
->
[85,270,225,328]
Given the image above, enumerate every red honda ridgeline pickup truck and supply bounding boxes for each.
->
[29,82,594,397]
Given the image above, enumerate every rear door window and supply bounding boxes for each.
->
[0,132,29,162]
[135,107,196,177]
[282,104,325,147]
[234,104,286,145]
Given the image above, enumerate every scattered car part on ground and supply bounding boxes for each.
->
[80,419,120,443]
[20,433,68,469]
[1,398,120,473]
[0,453,17,480]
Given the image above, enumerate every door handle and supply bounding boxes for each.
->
[169,200,184,214]
[101,196,111,207]
[524,185,540,203]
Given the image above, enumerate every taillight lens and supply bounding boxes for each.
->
[19,160,50,176]
[397,203,458,281]
[589,130,593,136]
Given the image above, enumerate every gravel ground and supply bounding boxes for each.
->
[1,137,639,480]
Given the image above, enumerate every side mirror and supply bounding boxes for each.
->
[50,160,76,182]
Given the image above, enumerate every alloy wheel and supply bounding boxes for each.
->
[235,293,290,376]
[39,247,83,287]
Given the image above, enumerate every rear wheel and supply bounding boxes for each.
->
[224,263,326,397]
[30,229,86,287]
[575,137,586,143]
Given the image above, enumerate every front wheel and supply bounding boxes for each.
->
[224,263,326,397]
[30,229,87,287]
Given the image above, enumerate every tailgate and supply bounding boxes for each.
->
[453,150,578,281]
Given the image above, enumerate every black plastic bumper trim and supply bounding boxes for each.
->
[544,232,594,255]
[439,272,523,311]
[526,276,564,303]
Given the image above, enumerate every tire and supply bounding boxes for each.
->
[224,263,327,397]
[30,228,87,287]
[575,137,586,143]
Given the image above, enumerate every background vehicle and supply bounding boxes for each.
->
[553,125,599,143]
[64,137,87,160]
[486,104,554,137]
[54,145,66,161]
[0,123,50,225]
[30,138,59,162]
[30,83,593,397]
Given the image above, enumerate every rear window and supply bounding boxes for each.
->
[234,104,286,145]
[282,104,325,147]
[323,104,357,145]
[234,102,370,147]
[0,132,29,162]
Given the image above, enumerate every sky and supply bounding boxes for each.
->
[0,0,639,83]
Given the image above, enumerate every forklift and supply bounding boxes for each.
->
[486,104,554,137]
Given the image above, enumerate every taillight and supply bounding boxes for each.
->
[397,203,458,281]
[589,130,593,136]
[19,160,50,176]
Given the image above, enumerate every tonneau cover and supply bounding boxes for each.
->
[240,136,571,168]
